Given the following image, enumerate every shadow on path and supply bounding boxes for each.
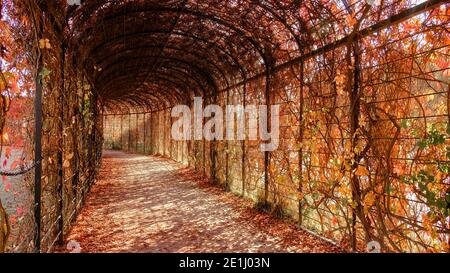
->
[64,150,341,253]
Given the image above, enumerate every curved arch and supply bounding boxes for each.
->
[69,0,300,111]
[95,47,232,89]
[98,55,219,97]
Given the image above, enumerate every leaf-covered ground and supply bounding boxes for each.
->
[62,150,341,253]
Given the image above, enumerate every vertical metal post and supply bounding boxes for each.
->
[181,134,184,164]
[298,61,304,227]
[241,83,247,196]
[225,88,229,187]
[149,111,153,154]
[34,57,43,253]
[57,43,65,245]
[143,113,147,154]
[263,66,273,207]
[202,112,206,176]
[176,134,179,161]
[447,84,450,253]
[156,112,159,154]
[166,111,169,157]
[120,114,123,149]
[163,111,166,156]
[135,113,138,152]
[446,84,450,253]
[113,114,116,147]
[128,113,131,151]
[92,93,98,176]
[348,42,362,252]
[170,114,173,159]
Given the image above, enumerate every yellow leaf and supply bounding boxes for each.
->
[355,165,370,176]
[66,153,74,160]
[1,132,9,142]
[0,77,5,90]
[39,39,46,49]
[346,15,357,28]
[63,159,70,168]
[364,192,376,214]
[39,38,51,49]
[344,161,351,171]
[2,95,10,111]
[335,73,345,85]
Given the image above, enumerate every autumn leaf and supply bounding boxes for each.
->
[63,159,70,168]
[4,183,11,192]
[9,160,17,170]
[39,38,51,49]
[355,165,370,176]
[364,193,376,214]
[335,72,346,95]
[346,15,357,28]
[66,153,74,160]
[5,147,11,159]
[0,78,5,91]
[38,67,51,80]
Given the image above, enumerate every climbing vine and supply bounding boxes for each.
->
[0,0,103,252]
[1,0,449,253]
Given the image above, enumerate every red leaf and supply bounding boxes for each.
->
[10,160,18,170]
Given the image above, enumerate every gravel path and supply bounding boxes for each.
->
[64,150,341,253]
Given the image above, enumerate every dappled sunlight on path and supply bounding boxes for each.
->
[64,150,341,253]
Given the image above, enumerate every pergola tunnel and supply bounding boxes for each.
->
[0,0,449,253]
